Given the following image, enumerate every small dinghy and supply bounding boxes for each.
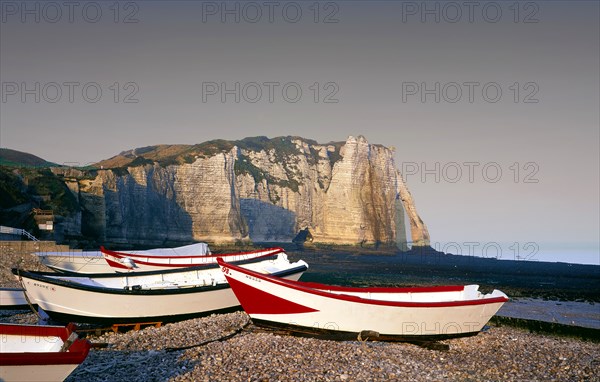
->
[0,323,91,382]
[218,258,509,341]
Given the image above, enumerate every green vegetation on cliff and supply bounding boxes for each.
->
[0,167,79,229]
[95,136,342,168]
[0,148,57,168]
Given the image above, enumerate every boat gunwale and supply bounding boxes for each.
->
[12,263,308,296]
[29,253,280,278]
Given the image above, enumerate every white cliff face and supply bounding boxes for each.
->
[232,135,429,246]
[70,136,429,246]
[74,149,245,245]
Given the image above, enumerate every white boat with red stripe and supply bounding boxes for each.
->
[101,246,286,272]
[218,258,509,341]
[0,323,91,382]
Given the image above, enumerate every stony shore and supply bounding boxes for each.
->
[1,310,598,382]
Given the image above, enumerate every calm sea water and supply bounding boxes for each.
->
[429,242,599,266]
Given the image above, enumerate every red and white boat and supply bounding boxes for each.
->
[218,258,509,341]
[0,323,91,382]
[101,246,285,272]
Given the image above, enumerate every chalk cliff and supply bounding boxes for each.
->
[45,136,430,247]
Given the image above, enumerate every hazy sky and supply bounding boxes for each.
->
[1,1,598,264]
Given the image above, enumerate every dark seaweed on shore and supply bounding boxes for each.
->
[281,246,600,303]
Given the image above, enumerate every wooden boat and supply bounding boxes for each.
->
[0,323,91,382]
[101,246,285,272]
[217,258,509,341]
[0,288,34,310]
[36,250,111,274]
[13,253,308,324]
[37,242,211,274]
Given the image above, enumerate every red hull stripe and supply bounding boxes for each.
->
[225,275,318,315]
[101,246,284,260]
[0,323,69,339]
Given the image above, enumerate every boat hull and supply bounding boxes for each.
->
[0,323,91,382]
[15,256,308,324]
[218,259,508,339]
[251,319,481,342]
[0,363,85,382]
[0,288,32,310]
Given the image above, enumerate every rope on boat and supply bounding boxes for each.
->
[164,318,251,352]
[16,268,43,321]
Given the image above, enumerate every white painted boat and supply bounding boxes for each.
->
[218,258,509,341]
[101,246,285,272]
[0,323,91,382]
[35,250,111,274]
[14,254,308,324]
[0,288,33,310]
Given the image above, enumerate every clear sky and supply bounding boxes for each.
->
[1,1,598,264]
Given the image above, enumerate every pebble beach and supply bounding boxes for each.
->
[1,310,598,382]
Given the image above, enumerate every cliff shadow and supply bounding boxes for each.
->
[240,199,296,243]
[81,184,194,247]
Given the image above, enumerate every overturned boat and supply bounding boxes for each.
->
[14,253,308,324]
[218,258,508,341]
[0,323,91,382]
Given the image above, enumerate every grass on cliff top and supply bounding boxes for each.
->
[94,136,346,168]
[0,148,58,168]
